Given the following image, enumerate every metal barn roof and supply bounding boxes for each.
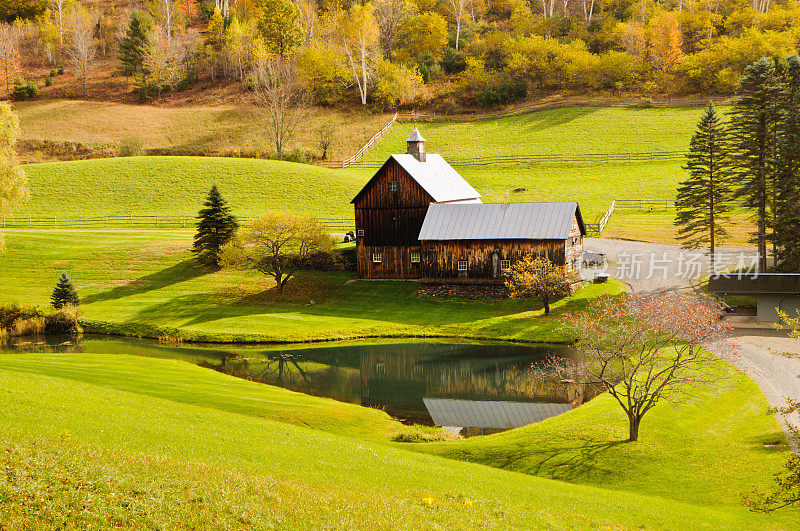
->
[351,154,482,204]
[418,202,585,241]
[423,398,572,429]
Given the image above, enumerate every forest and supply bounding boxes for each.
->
[1,0,800,109]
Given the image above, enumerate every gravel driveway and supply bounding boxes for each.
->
[711,334,800,448]
[583,238,758,292]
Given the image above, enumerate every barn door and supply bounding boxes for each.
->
[492,253,499,278]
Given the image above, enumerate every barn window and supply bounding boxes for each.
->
[357,229,364,237]
[458,260,468,271]
[372,253,382,263]
[376,362,386,374]
[388,181,399,191]
[410,252,420,263]
[500,259,510,271]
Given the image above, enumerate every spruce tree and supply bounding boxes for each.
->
[774,55,800,271]
[727,57,786,272]
[118,11,153,77]
[51,273,79,309]
[193,185,239,268]
[675,102,734,274]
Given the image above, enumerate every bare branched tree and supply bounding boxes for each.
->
[446,0,467,50]
[66,6,97,97]
[341,3,379,106]
[549,292,735,442]
[158,0,176,45]
[373,0,413,58]
[296,0,318,43]
[52,0,65,45]
[252,55,307,157]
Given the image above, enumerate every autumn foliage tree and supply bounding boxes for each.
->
[221,211,332,293]
[0,102,28,252]
[0,23,19,96]
[505,255,572,316]
[557,292,734,442]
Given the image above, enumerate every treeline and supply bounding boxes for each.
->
[2,0,800,108]
[676,56,800,273]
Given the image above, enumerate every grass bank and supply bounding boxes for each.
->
[0,351,793,528]
[0,230,623,344]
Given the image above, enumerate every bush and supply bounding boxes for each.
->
[119,136,144,157]
[0,303,82,338]
[45,306,83,335]
[57,65,64,75]
[10,78,36,101]
[49,68,57,77]
[44,75,52,87]
[440,47,467,74]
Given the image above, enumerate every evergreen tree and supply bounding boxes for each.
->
[118,11,153,77]
[193,185,238,267]
[774,55,800,271]
[675,102,734,273]
[727,57,786,272]
[51,272,79,309]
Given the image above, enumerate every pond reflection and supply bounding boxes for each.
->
[3,336,598,435]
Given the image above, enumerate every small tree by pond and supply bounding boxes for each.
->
[551,292,734,442]
[51,272,79,309]
[221,211,332,293]
[505,255,572,316]
[193,185,239,268]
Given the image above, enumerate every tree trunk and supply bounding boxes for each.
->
[628,414,641,441]
[543,298,550,316]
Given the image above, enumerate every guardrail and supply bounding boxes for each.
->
[321,113,398,169]
[1,215,356,232]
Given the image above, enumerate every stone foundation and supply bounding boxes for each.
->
[418,281,508,300]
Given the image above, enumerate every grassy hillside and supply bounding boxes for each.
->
[0,351,794,528]
[0,230,623,343]
[14,99,394,161]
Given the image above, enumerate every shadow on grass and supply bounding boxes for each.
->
[83,259,212,305]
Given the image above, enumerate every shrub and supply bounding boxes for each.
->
[57,65,64,74]
[49,68,57,77]
[119,136,144,157]
[440,47,467,74]
[10,78,37,101]
[44,75,52,87]
[45,305,83,335]
[0,303,81,338]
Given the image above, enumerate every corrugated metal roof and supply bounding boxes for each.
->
[418,202,583,240]
[423,398,572,429]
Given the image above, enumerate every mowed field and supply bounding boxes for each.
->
[0,347,796,528]
[0,230,623,343]
[11,103,757,243]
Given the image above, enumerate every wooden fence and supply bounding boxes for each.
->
[341,150,686,169]
[1,215,356,232]
[614,199,675,209]
[320,113,398,169]
[584,200,616,235]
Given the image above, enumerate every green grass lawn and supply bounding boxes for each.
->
[9,104,756,243]
[0,230,623,343]
[0,350,795,528]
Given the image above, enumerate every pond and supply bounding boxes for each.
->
[3,336,597,436]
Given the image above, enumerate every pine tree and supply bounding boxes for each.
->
[727,57,786,272]
[118,11,153,77]
[193,185,238,267]
[51,272,79,309]
[675,102,733,274]
[774,55,800,271]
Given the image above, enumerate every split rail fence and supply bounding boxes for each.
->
[320,113,398,169]
[0,215,355,232]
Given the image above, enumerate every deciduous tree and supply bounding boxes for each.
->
[373,0,413,58]
[252,54,306,157]
[221,211,332,293]
[0,23,19,96]
[505,255,572,316]
[65,5,96,96]
[341,3,379,105]
[255,0,303,56]
[193,185,239,268]
[555,292,733,442]
[0,102,28,252]
[675,102,734,273]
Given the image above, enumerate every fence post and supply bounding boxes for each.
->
[29,216,31,228]
[130,214,133,227]
[156,215,159,228]
[182,214,185,228]
[54,216,57,228]
[105,215,107,228]
[79,215,82,229]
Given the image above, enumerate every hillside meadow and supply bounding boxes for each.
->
[0,349,796,529]
[0,230,624,343]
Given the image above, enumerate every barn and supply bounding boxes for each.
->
[351,127,586,283]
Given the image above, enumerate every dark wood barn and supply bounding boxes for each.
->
[351,127,481,279]
[351,127,586,283]
[418,202,585,281]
